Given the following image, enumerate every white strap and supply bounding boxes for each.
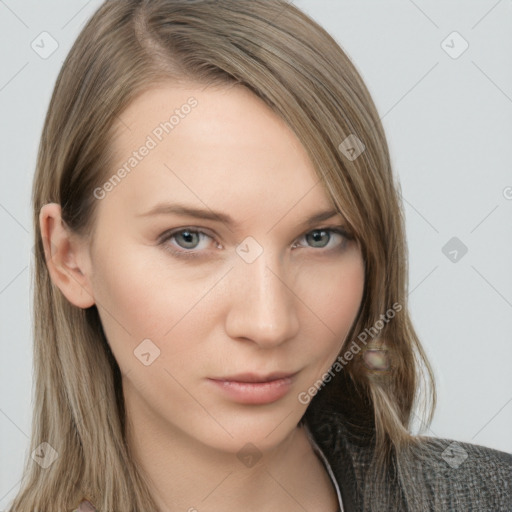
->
[303,422,345,512]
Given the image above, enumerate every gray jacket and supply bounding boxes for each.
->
[304,407,512,511]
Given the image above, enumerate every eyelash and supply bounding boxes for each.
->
[157,225,354,260]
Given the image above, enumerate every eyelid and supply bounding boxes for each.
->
[157,227,217,257]
[293,225,353,249]
[157,226,215,245]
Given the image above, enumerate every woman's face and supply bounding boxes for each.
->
[83,83,365,453]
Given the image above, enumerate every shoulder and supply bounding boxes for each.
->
[409,435,512,510]
[305,407,512,510]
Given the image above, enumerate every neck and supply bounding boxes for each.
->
[124,396,337,512]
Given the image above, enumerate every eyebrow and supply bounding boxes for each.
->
[137,202,344,229]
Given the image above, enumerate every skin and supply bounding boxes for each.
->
[40,83,365,512]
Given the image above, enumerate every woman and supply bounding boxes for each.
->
[9,1,511,511]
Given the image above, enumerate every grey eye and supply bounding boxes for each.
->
[305,230,332,248]
[174,230,203,249]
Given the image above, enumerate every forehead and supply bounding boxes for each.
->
[101,82,337,225]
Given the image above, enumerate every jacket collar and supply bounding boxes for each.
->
[302,406,376,512]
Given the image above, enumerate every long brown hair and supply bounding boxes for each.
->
[10,1,436,510]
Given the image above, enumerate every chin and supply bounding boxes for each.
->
[193,401,306,455]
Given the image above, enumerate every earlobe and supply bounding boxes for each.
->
[39,203,96,309]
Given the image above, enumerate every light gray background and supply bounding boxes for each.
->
[1,0,511,507]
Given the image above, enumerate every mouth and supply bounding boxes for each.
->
[207,371,299,405]
[212,371,298,383]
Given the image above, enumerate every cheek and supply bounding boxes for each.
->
[295,252,365,358]
[90,242,219,366]
[309,249,364,307]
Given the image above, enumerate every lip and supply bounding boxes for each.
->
[215,372,297,383]
[207,371,298,405]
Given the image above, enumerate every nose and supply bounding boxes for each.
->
[224,250,300,348]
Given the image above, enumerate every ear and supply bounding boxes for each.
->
[39,203,96,309]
